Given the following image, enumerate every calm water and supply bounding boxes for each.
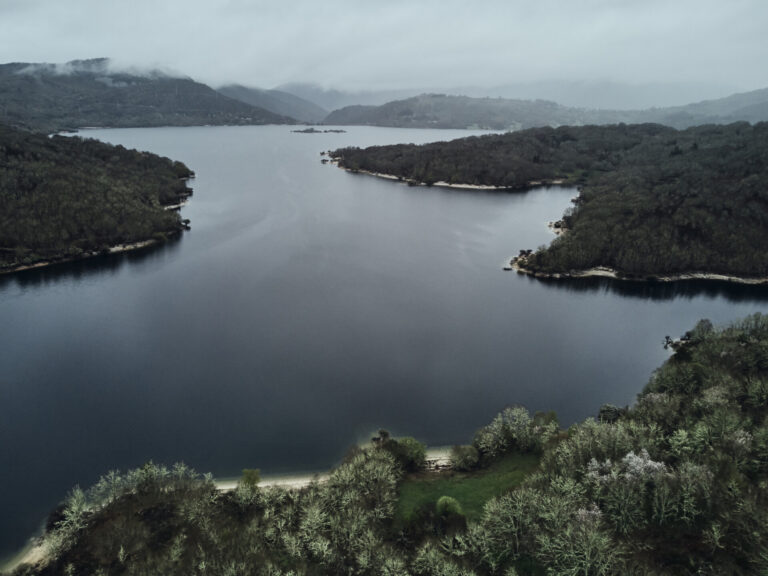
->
[2,125,768,557]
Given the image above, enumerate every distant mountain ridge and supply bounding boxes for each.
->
[0,58,295,132]
[276,83,424,112]
[4,58,765,133]
[217,84,328,123]
[647,87,768,124]
[324,94,591,130]
[321,88,768,130]
[455,79,740,110]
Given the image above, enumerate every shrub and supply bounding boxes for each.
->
[473,405,556,461]
[394,437,427,472]
[375,433,427,472]
[436,496,464,517]
[241,468,261,489]
[450,444,480,471]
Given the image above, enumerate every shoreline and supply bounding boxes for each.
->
[214,471,331,492]
[1,541,47,575]
[507,257,768,286]
[331,161,768,288]
[508,210,768,287]
[215,446,451,491]
[2,447,453,573]
[0,238,163,277]
[329,161,567,191]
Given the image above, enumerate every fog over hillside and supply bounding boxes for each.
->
[1,0,766,106]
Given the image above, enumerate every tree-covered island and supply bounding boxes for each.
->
[0,123,194,274]
[330,122,768,282]
[5,314,768,575]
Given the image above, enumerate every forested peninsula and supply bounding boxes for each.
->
[330,122,768,281]
[0,123,193,274]
[6,314,768,575]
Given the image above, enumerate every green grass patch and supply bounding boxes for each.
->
[395,452,541,524]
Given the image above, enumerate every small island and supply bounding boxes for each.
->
[0,123,194,274]
[291,127,347,134]
[330,122,768,284]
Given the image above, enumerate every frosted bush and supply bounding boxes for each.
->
[622,449,667,481]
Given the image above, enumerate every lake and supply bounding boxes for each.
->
[2,125,768,558]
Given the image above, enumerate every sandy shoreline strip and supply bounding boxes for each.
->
[330,161,566,191]
[508,258,768,285]
[1,239,163,276]
[1,541,46,575]
[216,447,451,491]
[215,472,331,492]
[337,163,768,287]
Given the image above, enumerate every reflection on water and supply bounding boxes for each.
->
[1,125,767,557]
[8,238,768,305]
[527,274,768,303]
[0,237,183,289]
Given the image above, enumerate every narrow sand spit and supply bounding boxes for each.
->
[215,472,331,492]
[215,447,452,492]
[1,541,46,574]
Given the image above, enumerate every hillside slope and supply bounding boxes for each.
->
[0,59,293,132]
[217,84,326,123]
[0,122,194,273]
[323,89,768,130]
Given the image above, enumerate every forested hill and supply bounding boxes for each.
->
[322,90,768,130]
[331,122,768,279]
[651,86,768,127]
[0,123,194,273]
[0,59,294,133]
[323,94,588,129]
[13,314,768,575]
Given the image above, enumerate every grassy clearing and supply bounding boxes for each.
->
[395,452,541,524]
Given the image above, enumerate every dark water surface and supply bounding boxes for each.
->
[2,125,768,557]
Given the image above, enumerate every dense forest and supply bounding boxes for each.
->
[6,314,768,575]
[0,123,194,273]
[331,122,768,279]
[322,89,768,130]
[0,59,293,133]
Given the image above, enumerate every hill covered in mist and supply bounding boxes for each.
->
[322,88,768,130]
[0,59,294,132]
[324,94,595,130]
[217,84,328,123]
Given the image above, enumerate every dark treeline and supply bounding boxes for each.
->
[331,122,768,278]
[10,314,768,575]
[0,123,193,272]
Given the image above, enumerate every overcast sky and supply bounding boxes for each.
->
[1,0,767,93]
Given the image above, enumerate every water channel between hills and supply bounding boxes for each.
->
[2,124,768,558]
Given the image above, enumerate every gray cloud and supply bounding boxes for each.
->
[1,0,766,93]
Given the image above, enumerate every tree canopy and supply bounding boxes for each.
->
[331,122,768,278]
[13,314,768,575]
[0,123,194,273]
